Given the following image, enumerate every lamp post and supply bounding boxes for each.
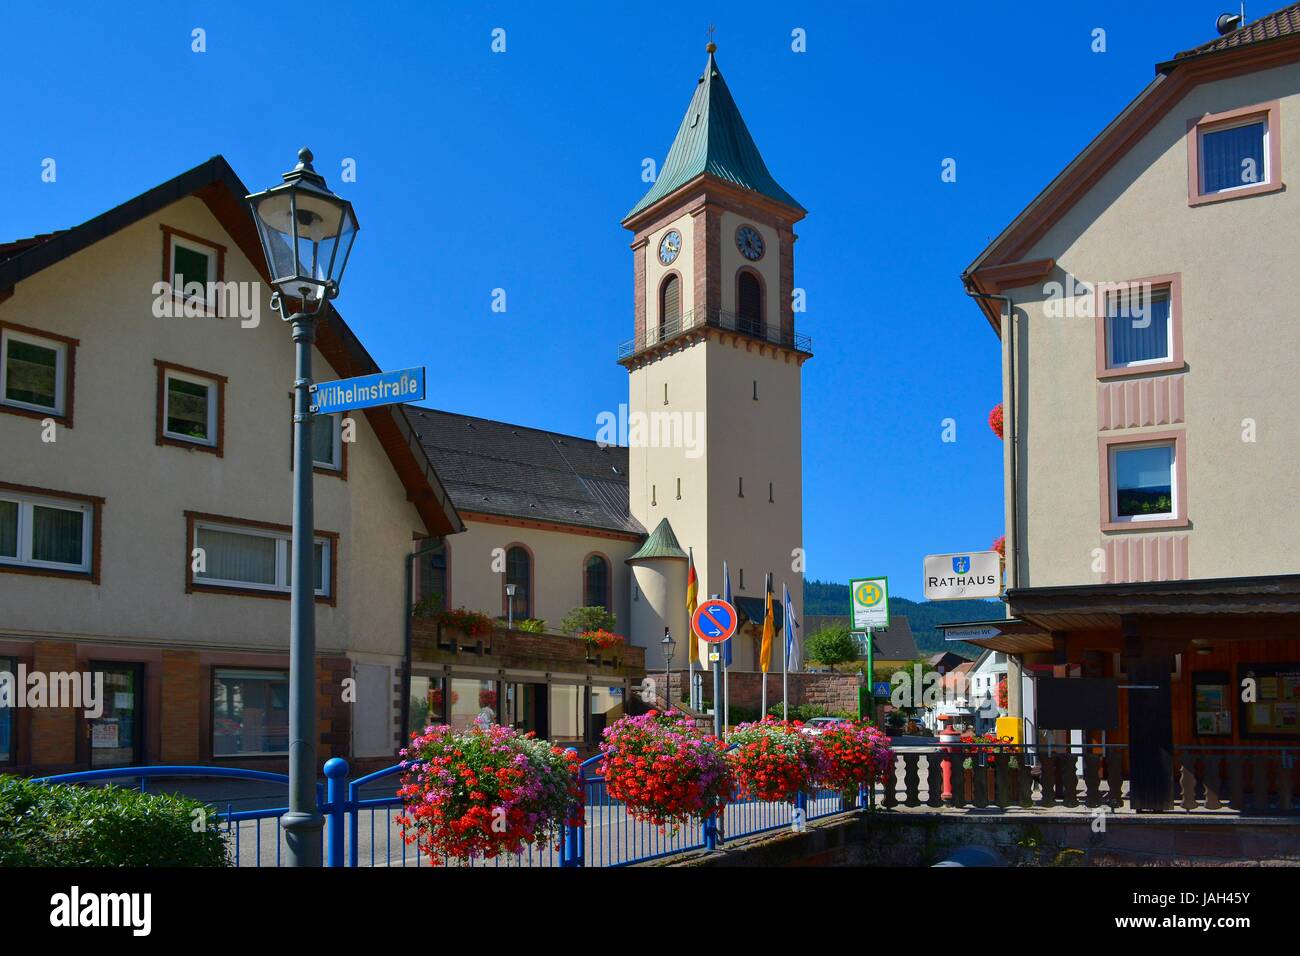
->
[247,148,358,867]
[660,628,676,710]
[505,582,518,629]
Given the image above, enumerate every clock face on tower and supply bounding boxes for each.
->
[735,224,765,261]
[658,230,682,265]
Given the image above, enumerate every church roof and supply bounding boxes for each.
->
[624,47,803,221]
[626,518,687,562]
[404,407,645,538]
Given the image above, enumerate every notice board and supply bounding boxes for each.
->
[1036,677,1119,731]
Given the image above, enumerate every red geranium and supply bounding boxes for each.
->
[814,720,894,798]
[727,719,827,804]
[578,629,625,650]
[989,402,1004,439]
[599,710,731,834]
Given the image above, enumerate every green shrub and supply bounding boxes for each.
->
[0,774,229,867]
[559,606,617,635]
[516,618,546,634]
[766,703,857,722]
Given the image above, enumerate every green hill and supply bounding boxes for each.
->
[803,579,1001,657]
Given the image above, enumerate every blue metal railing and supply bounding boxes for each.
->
[34,752,868,868]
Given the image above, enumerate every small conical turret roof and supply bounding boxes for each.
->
[625,44,803,222]
[626,517,688,563]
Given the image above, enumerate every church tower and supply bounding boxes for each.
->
[620,43,810,672]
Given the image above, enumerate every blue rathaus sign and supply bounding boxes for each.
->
[313,366,425,415]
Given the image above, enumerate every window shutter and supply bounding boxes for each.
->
[738,272,762,328]
[661,275,680,324]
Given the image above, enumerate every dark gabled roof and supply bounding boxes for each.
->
[404,407,645,538]
[0,156,462,537]
[624,48,802,221]
[1172,3,1300,60]
[802,614,919,659]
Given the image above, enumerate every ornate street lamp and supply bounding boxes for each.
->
[505,583,518,629]
[661,629,676,710]
[246,148,358,868]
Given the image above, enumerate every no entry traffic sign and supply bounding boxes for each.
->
[691,598,738,644]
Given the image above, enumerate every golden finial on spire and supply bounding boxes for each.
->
[706,24,717,53]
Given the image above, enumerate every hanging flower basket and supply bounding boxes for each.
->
[988,402,1004,439]
[727,719,828,804]
[396,723,581,864]
[813,720,894,800]
[598,711,731,834]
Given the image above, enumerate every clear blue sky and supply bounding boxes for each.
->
[0,1,1237,598]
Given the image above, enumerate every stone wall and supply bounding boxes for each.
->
[648,668,862,716]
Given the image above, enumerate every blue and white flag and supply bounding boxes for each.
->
[782,582,801,672]
[722,560,734,666]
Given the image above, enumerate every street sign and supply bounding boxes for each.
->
[872,681,891,698]
[313,366,426,415]
[923,551,1001,600]
[849,576,889,630]
[691,598,738,644]
[944,625,1001,642]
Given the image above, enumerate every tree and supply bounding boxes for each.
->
[804,626,861,666]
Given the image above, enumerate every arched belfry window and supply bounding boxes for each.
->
[659,274,681,342]
[504,545,532,618]
[583,554,610,611]
[737,271,763,337]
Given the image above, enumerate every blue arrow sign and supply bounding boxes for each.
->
[313,366,425,415]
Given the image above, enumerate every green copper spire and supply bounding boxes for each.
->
[626,517,688,563]
[625,45,803,221]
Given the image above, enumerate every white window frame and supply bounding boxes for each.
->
[1199,117,1270,196]
[0,491,92,573]
[169,236,217,306]
[163,368,218,446]
[0,327,67,416]
[1108,440,1178,525]
[312,412,343,471]
[193,520,331,597]
[1105,286,1174,370]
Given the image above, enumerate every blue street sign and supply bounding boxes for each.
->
[691,599,738,643]
[873,681,891,698]
[313,366,425,414]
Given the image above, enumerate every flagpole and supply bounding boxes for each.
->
[782,626,788,722]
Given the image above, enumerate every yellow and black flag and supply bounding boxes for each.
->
[759,572,774,673]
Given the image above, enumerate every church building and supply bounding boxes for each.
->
[406,42,812,674]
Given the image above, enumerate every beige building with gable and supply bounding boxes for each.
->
[960,6,1300,810]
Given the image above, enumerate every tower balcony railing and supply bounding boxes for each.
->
[617,308,812,360]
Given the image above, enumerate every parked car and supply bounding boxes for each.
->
[799,716,852,736]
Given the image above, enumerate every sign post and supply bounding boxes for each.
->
[692,597,737,738]
[850,577,888,707]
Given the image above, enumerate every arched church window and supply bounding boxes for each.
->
[659,274,681,341]
[737,270,763,337]
[583,554,610,611]
[505,545,532,618]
